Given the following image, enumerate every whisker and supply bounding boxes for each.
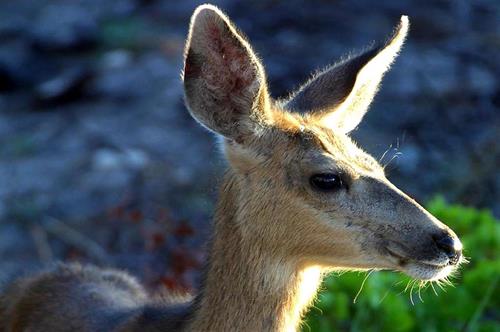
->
[436,281,447,292]
[394,280,404,286]
[385,152,402,167]
[461,256,471,265]
[378,290,391,305]
[443,277,455,288]
[301,320,312,332]
[403,279,412,294]
[417,281,424,303]
[430,282,438,296]
[354,270,374,304]
[409,280,416,306]
[379,144,392,163]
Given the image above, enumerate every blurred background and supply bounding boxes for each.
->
[0,0,498,331]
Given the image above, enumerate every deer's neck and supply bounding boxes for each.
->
[187,173,323,332]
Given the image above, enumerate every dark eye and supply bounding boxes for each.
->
[309,173,346,191]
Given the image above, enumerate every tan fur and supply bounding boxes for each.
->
[0,4,463,332]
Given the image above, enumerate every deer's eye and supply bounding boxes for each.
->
[309,173,345,191]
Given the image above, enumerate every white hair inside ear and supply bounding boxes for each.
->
[322,16,409,133]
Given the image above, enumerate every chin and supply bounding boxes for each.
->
[402,261,457,281]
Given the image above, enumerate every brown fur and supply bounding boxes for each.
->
[0,4,463,332]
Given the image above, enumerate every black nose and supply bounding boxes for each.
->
[433,232,462,264]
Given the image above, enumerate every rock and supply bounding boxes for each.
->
[0,41,56,89]
[99,50,133,70]
[274,29,304,51]
[30,4,98,52]
[466,65,496,96]
[0,224,35,256]
[0,65,15,91]
[0,13,28,39]
[93,148,149,171]
[0,200,5,220]
[426,53,460,96]
[35,67,93,105]
[91,52,174,100]
[384,54,421,98]
[0,110,8,137]
[381,46,468,99]
[91,64,144,100]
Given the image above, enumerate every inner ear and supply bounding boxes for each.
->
[183,5,270,141]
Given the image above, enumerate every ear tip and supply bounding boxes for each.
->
[191,4,227,26]
[398,15,410,35]
[400,15,410,29]
[384,14,409,48]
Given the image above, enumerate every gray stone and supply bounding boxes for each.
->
[417,50,459,96]
[35,67,92,104]
[92,148,149,171]
[0,224,33,255]
[466,65,496,96]
[0,41,53,88]
[100,50,133,70]
[30,4,98,51]
[0,200,5,220]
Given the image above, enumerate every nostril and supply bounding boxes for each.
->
[432,232,462,264]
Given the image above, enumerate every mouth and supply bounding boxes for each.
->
[385,246,457,281]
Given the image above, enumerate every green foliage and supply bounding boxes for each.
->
[99,17,164,51]
[303,197,499,332]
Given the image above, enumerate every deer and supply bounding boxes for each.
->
[0,4,463,332]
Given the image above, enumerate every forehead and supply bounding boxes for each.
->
[263,116,383,175]
[308,126,382,173]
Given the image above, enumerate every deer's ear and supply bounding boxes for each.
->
[284,16,409,133]
[183,5,270,141]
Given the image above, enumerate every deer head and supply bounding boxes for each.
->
[183,5,463,282]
